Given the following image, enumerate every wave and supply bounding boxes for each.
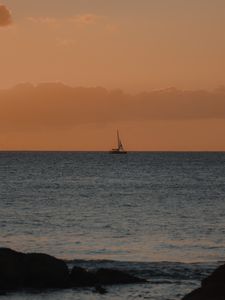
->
[65,259,221,282]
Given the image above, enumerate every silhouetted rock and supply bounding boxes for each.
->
[201,264,225,288]
[182,263,225,300]
[0,248,69,290]
[0,290,7,296]
[70,267,96,287]
[0,248,26,289]
[0,248,146,294]
[94,284,107,294]
[183,285,225,300]
[95,268,146,285]
[24,253,69,288]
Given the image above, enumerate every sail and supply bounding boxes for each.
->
[110,130,127,153]
[117,130,124,151]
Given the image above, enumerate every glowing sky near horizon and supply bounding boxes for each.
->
[0,0,225,150]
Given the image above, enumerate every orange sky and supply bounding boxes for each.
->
[0,1,225,150]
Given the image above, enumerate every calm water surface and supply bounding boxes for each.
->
[0,152,225,299]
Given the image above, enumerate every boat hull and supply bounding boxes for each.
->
[109,150,127,154]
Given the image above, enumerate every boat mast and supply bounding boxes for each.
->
[117,130,124,151]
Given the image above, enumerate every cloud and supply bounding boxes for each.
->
[0,83,225,133]
[0,4,12,27]
[27,17,60,29]
[27,17,57,25]
[27,14,104,28]
[69,14,104,25]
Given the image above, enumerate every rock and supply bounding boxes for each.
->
[0,287,7,296]
[70,267,97,287]
[94,284,107,294]
[182,285,225,300]
[0,248,26,289]
[0,247,146,293]
[95,268,146,285]
[202,264,225,288]
[182,263,225,300]
[24,253,69,288]
[0,248,69,290]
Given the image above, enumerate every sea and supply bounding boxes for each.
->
[0,152,225,299]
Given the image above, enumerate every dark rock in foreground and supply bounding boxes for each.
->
[0,248,69,291]
[0,248,26,290]
[24,253,69,288]
[70,266,97,287]
[94,284,107,294]
[201,264,225,288]
[0,247,146,294]
[182,263,225,300]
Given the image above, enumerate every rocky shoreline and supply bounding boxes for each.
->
[1,247,225,299]
[182,263,225,300]
[0,248,146,295]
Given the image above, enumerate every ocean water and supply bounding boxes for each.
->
[0,152,225,299]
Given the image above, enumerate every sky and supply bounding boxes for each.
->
[0,0,225,150]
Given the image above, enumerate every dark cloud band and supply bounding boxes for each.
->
[0,83,225,133]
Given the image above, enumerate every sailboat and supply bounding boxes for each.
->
[109,130,127,154]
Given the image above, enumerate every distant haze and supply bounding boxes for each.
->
[0,83,225,151]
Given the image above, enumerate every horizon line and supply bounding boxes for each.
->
[0,150,225,153]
